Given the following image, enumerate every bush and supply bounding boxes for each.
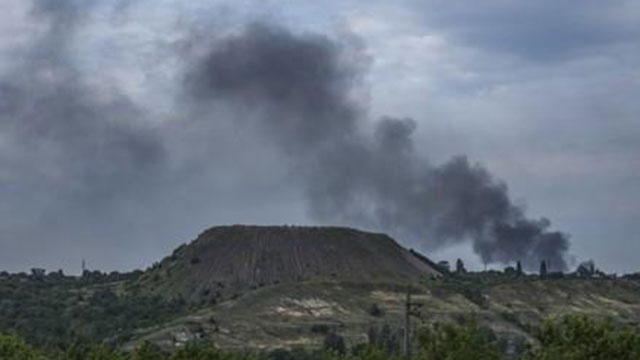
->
[462,288,488,309]
[0,333,43,360]
[417,317,503,360]
[4,315,640,360]
[367,324,400,354]
[522,316,640,360]
[323,332,346,355]
[367,303,384,317]
[310,324,330,334]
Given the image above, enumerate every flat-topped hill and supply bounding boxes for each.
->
[135,225,440,303]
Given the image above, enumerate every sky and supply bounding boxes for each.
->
[0,0,638,274]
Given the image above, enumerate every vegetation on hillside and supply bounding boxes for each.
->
[2,231,640,357]
[3,260,640,352]
[0,271,186,348]
[2,315,640,359]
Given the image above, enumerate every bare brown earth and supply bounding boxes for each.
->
[134,225,441,303]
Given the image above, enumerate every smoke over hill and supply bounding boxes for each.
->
[0,1,569,271]
[185,24,570,270]
[139,225,441,302]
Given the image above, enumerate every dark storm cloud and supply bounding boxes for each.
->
[409,0,640,61]
[185,23,570,270]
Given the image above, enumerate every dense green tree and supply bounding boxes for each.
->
[416,318,503,360]
[4,316,640,360]
[523,316,640,360]
[323,332,346,355]
[504,266,516,276]
[576,260,596,278]
[57,342,123,360]
[171,342,249,360]
[0,273,186,347]
[0,333,43,360]
[367,303,384,317]
[131,341,164,360]
[539,261,547,278]
[456,259,467,274]
[367,324,400,355]
[351,344,403,360]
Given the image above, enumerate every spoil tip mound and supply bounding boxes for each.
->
[138,225,440,302]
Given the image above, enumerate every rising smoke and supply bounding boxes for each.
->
[0,1,164,204]
[0,1,569,271]
[0,0,167,268]
[185,23,570,270]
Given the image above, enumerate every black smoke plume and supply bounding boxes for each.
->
[0,1,570,271]
[186,23,570,270]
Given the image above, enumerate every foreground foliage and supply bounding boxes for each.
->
[3,316,640,359]
[417,317,502,360]
[522,316,640,360]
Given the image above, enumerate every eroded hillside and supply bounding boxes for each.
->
[133,276,640,351]
[3,225,640,354]
[132,225,441,303]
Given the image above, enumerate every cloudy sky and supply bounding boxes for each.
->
[0,0,638,274]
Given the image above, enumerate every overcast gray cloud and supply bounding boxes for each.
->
[181,22,569,270]
[408,0,640,62]
[353,0,640,271]
[0,0,637,273]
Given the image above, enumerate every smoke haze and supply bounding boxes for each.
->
[185,23,569,270]
[14,0,639,272]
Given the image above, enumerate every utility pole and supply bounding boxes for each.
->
[404,289,410,358]
[403,285,423,359]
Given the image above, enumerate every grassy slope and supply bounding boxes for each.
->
[121,226,640,350]
[131,275,640,351]
[5,226,640,352]
[3,270,640,352]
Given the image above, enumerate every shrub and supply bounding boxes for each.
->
[323,332,346,355]
[523,316,640,360]
[462,288,488,309]
[310,324,330,334]
[417,317,503,360]
[0,333,43,360]
[367,303,384,317]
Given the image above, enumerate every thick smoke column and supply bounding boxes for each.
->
[186,23,570,270]
[0,0,570,271]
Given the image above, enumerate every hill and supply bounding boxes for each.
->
[132,225,441,304]
[124,226,640,352]
[3,225,640,356]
